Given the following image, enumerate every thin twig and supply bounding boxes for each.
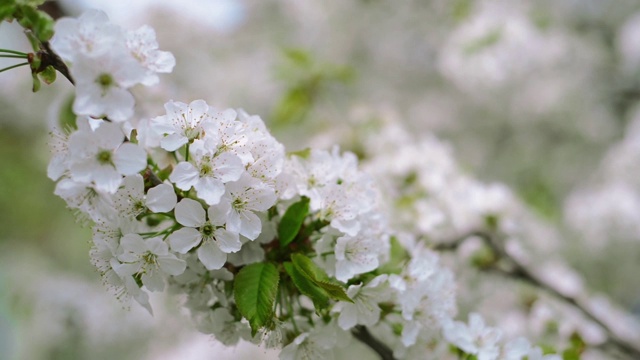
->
[352,325,396,360]
[434,230,640,359]
[38,41,74,85]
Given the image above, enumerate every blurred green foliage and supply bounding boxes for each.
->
[271,49,353,128]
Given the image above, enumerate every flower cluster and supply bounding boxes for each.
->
[41,9,566,360]
[50,9,175,121]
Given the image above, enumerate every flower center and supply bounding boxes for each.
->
[96,149,113,165]
[96,73,114,92]
[184,127,201,140]
[201,223,215,237]
[232,197,246,211]
[142,252,157,266]
[200,162,213,177]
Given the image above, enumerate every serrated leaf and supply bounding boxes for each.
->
[278,197,309,248]
[284,262,329,311]
[290,253,326,282]
[315,280,352,303]
[233,262,280,336]
[290,254,352,303]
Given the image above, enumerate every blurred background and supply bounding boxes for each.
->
[2,0,640,358]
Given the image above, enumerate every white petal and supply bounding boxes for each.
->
[194,177,225,205]
[169,162,199,190]
[146,237,168,256]
[213,152,244,182]
[121,174,144,196]
[142,271,165,292]
[93,166,123,194]
[160,133,187,151]
[150,50,175,73]
[174,198,206,227]
[225,209,242,234]
[158,256,187,276]
[114,143,147,175]
[111,260,140,277]
[338,306,357,330]
[197,241,227,270]
[103,87,135,121]
[95,121,125,149]
[208,200,230,226]
[121,233,147,254]
[215,228,241,253]
[146,183,177,212]
[188,99,209,126]
[239,211,261,240]
[168,227,201,253]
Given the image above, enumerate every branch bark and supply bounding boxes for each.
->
[352,325,396,360]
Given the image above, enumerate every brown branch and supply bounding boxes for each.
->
[352,325,396,360]
[39,41,74,85]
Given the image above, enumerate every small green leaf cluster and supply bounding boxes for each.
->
[233,196,353,337]
[0,0,64,91]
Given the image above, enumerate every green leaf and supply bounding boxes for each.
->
[284,261,329,311]
[0,3,16,22]
[233,262,280,336]
[315,280,352,303]
[38,64,55,84]
[278,197,310,248]
[290,253,327,282]
[290,254,352,303]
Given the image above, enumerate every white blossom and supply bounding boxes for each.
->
[214,173,277,240]
[169,141,244,205]
[66,121,146,193]
[334,275,390,330]
[168,198,241,270]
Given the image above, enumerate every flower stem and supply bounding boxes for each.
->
[0,54,28,59]
[0,48,28,56]
[0,62,29,74]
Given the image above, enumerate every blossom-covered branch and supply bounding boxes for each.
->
[434,230,640,360]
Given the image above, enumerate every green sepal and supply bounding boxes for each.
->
[38,64,55,84]
[233,262,280,337]
[278,196,310,248]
